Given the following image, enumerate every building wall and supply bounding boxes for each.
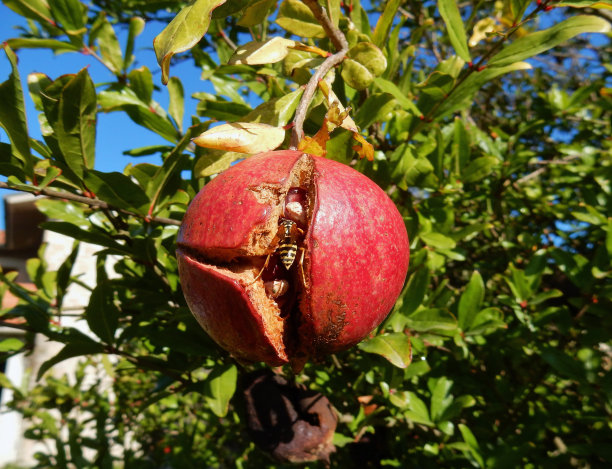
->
[0,229,105,467]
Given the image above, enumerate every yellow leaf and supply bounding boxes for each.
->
[193,122,285,153]
[298,135,326,157]
[469,18,499,47]
[228,37,297,65]
[352,133,374,161]
[318,80,359,132]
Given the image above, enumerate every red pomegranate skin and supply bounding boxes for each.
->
[176,150,409,365]
[303,158,409,354]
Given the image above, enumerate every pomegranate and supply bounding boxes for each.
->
[176,151,409,367]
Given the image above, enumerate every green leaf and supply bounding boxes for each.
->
[41,221,133,256]
[6,38,81,52]
[606,218,612,257]
[557,0,612,8]
[374,77,421,116]
[275,0,325,38]
[358,332,412,368]
[0,338,24,352]
[154,0,228,84]
[0,44,34,178]
[420,232,457,249]
[489,16,611,67]
[4,0,55,25]
[194,151,245,177]
[124,17,145,71]
[197,98,252,121]
[406,308,458,333]
[541,348,585,382]
[85,283,118,344]
[37,340,104,380]
[98,88,180,143]
[429,376,453,422]
[49,0,87,38]
[355,93,396,128]
[237,0,276,27]
[203,364,238,417]
[90,14,123,74]
[436,62,531,118]
[167,77,185,132]
[128,67,154,104]
[243,88,303,126]
[400,267,431,318]
[458,271,484,330]
[458,424,484,467]
[44,68,96,180]
[465,307,506,336]
[391,391,432,425]
[372,0,402,47]
[438,0,471,62]
[83,170,150,214]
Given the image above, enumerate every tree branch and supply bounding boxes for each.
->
[0,181,181,226]
[290,0,349,148]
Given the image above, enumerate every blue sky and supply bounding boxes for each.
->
[0,3,212,228]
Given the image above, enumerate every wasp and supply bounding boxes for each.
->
[251,218,305,290]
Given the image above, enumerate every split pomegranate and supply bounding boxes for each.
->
[176,151,409,367]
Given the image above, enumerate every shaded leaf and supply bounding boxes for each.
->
[83,170,150,214]
[203,364,238,417]
[85,283,118,344]
[37,340,104,380]
[458,271,484,330]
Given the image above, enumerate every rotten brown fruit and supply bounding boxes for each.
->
[176,151,409,368]
[242,370,337,464]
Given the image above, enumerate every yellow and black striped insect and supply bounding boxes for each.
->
[276,218,302,270]
[250,218,305,287]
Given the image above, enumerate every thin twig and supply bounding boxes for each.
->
[0,181,181,226]
[290,0,349,148]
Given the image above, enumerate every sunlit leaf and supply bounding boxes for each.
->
[438,0,471,61]
[275,0,325,38]
[372,0,402,47]
[194,150,245,177]
[193,122,285,153]
[228,37,297,65]
[167,77,185,132]
[489,15,611,67]
[154,0,227,84]
[237,0,276,26]
[358,332,412,368]
[0,44,33,178]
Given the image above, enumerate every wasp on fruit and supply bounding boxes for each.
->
[250,218,305,289]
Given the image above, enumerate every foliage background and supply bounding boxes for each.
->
[1,0,611,467]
